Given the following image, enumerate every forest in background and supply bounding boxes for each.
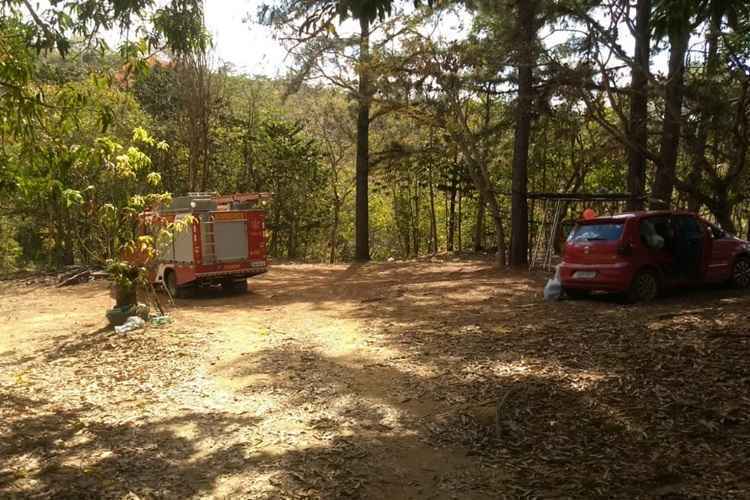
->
[1,0,749,271]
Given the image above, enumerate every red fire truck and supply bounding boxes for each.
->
[144,192,271,297]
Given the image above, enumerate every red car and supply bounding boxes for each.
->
[560,211,750,302]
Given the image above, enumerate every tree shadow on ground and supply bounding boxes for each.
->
[209,348,625,497]
[0,385,490,499]
[208,337,750,498]
[3,263,749,498]
[39,325,116,362]
[192,263,750,497]
[334,265,750,497]
[176,262,528,312]
[0,391,263,498]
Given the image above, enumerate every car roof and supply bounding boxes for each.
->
[581,210,696,223]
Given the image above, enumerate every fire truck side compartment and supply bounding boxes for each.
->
[213,221,249,262]
[174,214,194,263]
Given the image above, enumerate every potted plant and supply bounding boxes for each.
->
[105,257,152,326]
[107,259,144,307]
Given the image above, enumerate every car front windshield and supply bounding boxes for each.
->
[568,223,624,242]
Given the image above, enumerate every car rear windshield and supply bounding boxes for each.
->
[568,222,624,242]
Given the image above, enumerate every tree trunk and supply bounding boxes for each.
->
[458,141,507,267]
[355,15,371,261]
[428,167,438,254]
[474,194,485,252]
[270,206,281,257]
[687,138,709,213]
[473,167,506,266]
[488,199,506,268]
[457,191,462,252]
[330,199,340,264]
[180,51,215,193]
[200,67,211,191]
[288,218,297,259]
[713,197,737,234]
[627,0,652,210]
[411,179,420,257]
[510,0,535,267]
[62,208,75,265]
[52,202,73,267]
[392,185,410,257]
[651,27,690,209]
[447,180,457,252]
[478,167,507,267]
[687,5,722,212]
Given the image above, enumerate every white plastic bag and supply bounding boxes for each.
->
[543,265,562,301]
[114,316,146,334]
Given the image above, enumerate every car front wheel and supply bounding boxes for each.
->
[628,270,659,303]
[731,257,750,289]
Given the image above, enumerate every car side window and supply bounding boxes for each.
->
[674,215,703,239]
[640,217,669,249]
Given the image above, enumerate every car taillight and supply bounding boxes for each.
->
[617,242,633,256]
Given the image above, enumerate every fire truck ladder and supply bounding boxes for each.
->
[202,220,217,264]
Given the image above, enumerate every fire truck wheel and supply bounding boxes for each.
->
[165,270,194,299]
[164,270,178,297]
[222,279,248,294]
[233,279,248,293]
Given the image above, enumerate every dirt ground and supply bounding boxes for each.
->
[1,260,749,499]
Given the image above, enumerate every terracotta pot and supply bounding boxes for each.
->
[112,284,137,307]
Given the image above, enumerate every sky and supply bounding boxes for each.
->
[201,1,669,80]
[203,0,290,77]
[68,0,665,80]
[201,0,475,77]
[201,1,463,77]
[29,0,671,78]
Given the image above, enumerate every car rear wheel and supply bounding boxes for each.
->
[731,257,750,289]
[628,270,659,303]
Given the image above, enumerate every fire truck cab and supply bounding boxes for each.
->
[147,192,270,297]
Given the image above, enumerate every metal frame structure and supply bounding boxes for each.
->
[528,192,634,271]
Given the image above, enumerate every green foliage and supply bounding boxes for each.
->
[3,57,171,265]
[106,259,145,293]
[3,0,750,269]
[252,117,331,259]
[0,217,21,273]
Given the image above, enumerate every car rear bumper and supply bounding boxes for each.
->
[559,261,633,292]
